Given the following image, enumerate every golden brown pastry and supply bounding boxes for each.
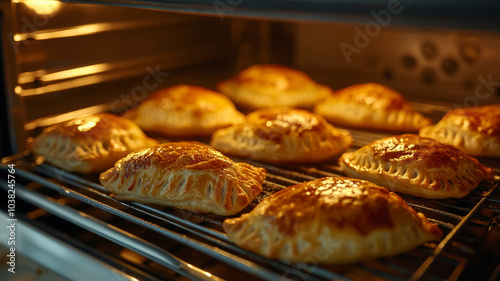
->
[210,107,353,163]
[339,134,495,199]
[223,177,442,264]
[314,83,432,132]
[123,85,245,137]
[99,142,266,216]
[27,113,158,173]
[217,64,332,110]
[419,104,500,158]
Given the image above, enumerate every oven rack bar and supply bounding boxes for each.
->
[2,182,219,281]
[4,152,498,281]
[30,163,352,281]
[8,164,296,281]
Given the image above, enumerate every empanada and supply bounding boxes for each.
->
[419,104,500,158]
[314,83,432,132]
[217,64,331,110]
[123,85,245,137]
[27,113,158,173]
[210,107,353,163]
[223,177,442,264]
[99,142,266,215]
[339,134,494,199]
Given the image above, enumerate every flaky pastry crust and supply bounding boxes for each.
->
[28,113,158,173]
[419,104,500,158]
[123,85,245,137]
[314,83,432,132]
[210,107,353,163]
[99,142,266,215]
[339,134,494,199]
[223,177,442,264]
[217,64,331,110]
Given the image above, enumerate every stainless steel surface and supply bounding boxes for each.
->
[0,211,151,281]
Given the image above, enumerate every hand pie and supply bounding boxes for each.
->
[123,85,245,137]
[27,113,158,173]
[339,134,495,199]
[314,83,432,132]
[419,104,500,158]
[217,64,332,110]
[210,107,353,163]
[223,177,442,264]
[99,142,266,215]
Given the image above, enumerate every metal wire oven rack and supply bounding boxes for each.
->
[1,105,500,280]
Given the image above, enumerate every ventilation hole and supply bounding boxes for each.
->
[441,57,458,75]
[460,44,479,64]
[421,68,436,85]
[383,68,393,80]
[402,55,417,69]
[422,41,437,60]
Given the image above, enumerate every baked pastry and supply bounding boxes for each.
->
[314,83,432,132]
[419,104,500,158]
[99,142,266,215]
[27,113,158,173]
[223,177,442,264]
[210,107,353,163]
[339,134,495,199]
[123,85,245,137]
[217,64,331,110]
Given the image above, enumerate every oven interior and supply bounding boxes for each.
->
[1,1,500,280]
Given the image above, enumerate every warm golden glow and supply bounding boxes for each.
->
[34,23,112,40]
[18,75,106,96]
[17,0,61,15]
[18,69,46,84]
[13,34,23,42]
[14,86,23,94]
[41,64,111,82]
[273,75,289,91]
[24,104,110,131]
[77,120,98,132]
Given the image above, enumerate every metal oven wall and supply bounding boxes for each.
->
[2,1,500,155]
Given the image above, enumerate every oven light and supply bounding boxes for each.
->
[15,0,61,15]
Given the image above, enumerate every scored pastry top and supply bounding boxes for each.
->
[217,64,331,109]
[339,134,495,198]
[223,176,442,264]
[99,141,266,215]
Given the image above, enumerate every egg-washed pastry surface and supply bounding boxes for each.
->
[210,107,353,163]
[223,177,442,264]
[99,142,266,216]
[217,64,331,110]
[314,83,432,132]
[339,134,495,199]
[28,113,158,173]
[123,85,245,137]
[419,104,500,158]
